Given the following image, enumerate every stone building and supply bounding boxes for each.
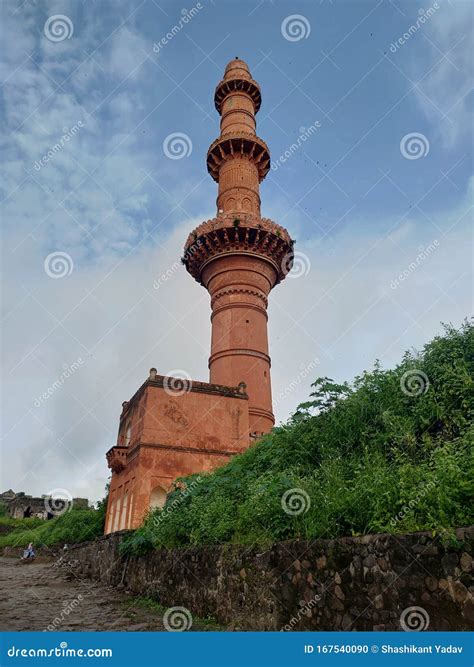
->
[105,59,294,534]
[1,490,89,519]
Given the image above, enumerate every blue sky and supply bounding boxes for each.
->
[1,0,472,502]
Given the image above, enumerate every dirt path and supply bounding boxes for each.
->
[0,556,201,631]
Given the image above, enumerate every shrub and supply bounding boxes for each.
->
[0,508,105,549]
[117,320,473,553]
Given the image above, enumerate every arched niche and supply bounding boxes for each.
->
[149,485,167,509]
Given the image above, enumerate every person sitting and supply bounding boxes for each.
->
[23,542,35,559]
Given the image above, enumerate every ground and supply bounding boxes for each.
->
[0,556,215,632]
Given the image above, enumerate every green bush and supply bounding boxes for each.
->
[0,508,105,549]
[120,320,473,553]
[0,515,44,533]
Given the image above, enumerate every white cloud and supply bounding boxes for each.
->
[2,188,470,502]
[1,1,471,505]
[107,26,150,80]
[412,1,474,146]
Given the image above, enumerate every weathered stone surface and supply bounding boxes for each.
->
[441,553,459,574]
[57,526,474,631]
[316,556,327,569]
[460,553,472,572]
[0,557,198,631]
[363,554,376,568]
[334,585,345,600]
[425,576,438,591]
[453,582,468,603]
[462,599,474,623]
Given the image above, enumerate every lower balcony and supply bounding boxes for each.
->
[106,446,128,473]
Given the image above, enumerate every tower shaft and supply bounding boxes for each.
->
[184,59,293,437]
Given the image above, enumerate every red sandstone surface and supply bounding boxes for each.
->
[105,59,294,533]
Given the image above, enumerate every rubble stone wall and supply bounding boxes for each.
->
[63,527,473,631]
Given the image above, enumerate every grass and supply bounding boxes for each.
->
[0,508,105,549]
[123,597,223,630]
[0,516,44,533]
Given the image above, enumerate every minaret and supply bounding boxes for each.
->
[183,58,294,437]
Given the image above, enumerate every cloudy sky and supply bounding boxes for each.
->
[1,0,472,503]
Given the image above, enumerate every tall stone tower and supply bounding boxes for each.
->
[183,58,294,437]
[104,59,295,534]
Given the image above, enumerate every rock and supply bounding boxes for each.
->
[425,576,438,591]
[460,553,472,572]
[316,556,327,569]
[462,599,474,623]
[334,586,345,600]
[441,553,459,575]
[329,597,344,611]
[418,546,438,556]
[453,582,468,603]
[377,558,388,572]
[439,578,450,592]
[342,613,352,630]
[363,554,376,568]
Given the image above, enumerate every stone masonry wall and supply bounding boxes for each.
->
[63,527,473,631]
